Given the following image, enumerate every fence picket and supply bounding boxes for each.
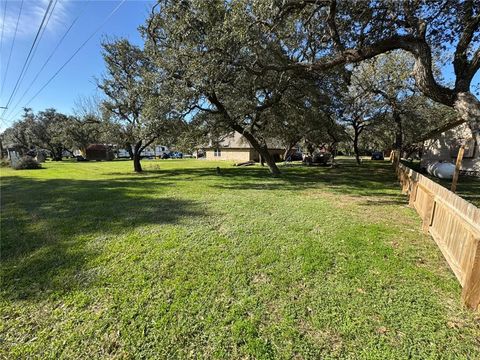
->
[394,161,480,310]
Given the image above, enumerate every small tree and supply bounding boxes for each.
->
[349,52,456,156]
[1,110,35,154]
[339,85,381,165]
[99,39,168,172]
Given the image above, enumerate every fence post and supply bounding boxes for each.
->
[462,238,480,310]
[451,145,465,193]
[409,182,418,207]
[422,195,436,234]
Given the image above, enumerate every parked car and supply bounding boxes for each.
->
[313,153,331,165]
[286,152,303,161]
[371,151,384,160]
[169,151,183,159]
[75,155,88,162]
[160,152,170,159]
[303,153,331,166]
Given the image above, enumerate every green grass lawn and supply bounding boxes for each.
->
[1,159,479,359]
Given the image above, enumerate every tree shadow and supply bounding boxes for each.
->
[1,176,204,300]
[125,159,407,206]
[1,159,405,300]
[204,160,404,199]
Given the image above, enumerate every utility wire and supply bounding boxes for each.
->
[0,0,53,118]
[0,0,8,95]
[3,0,89,122]
[8,0,126,122]
[0,1,6,47]
[0,0,24,99]
[1,0,57,122]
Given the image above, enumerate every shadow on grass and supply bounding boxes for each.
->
[134,159,405,205]
[1,159,405,300]
[1,176,204,300]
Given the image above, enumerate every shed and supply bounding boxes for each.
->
[86,144,114,161]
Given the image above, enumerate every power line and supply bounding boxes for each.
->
[0,1,6,46]
[0,0,24,99]
[3,0,89,122]
[0,0,8,93]
[1,0,57,122]
[0,0,53,117]
[7,0,127,122]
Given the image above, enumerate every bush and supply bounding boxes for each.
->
[0,158,10,168]
[13,157,42,170]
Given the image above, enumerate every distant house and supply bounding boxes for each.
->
[420,123,479,176]
[204,131,285,162]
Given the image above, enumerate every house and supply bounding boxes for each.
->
[204,131,285,162]
[420,123,479,176]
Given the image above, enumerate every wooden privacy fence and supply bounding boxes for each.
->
[393,158,480,309]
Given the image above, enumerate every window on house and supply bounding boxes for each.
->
[214,148,221,157]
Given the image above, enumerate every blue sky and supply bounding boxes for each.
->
[0,1,478,131]
[0,0,154,129]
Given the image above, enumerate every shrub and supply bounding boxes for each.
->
[13,157,42,170]
[0,158,10,168]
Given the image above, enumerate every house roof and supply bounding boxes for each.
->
[206,131,284,150]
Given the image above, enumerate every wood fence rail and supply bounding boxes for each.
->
[392,154,480,310]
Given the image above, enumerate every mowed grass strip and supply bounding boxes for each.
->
[1,159,479,359]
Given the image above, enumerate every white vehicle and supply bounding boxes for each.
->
[154,145,169,157]
[115,145,169,158]
[141,147,155,157]
[116,148,130,158]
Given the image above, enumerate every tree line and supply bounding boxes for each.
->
[1,0,477,174]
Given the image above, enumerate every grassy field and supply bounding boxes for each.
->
[1,159,479,359]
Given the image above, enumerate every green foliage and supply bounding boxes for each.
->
[343,51,456,153]
[142,1,349,174]
[98,38,174,171]
[0,158,10,167]
[1,108,73,160]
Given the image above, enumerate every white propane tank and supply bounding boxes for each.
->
[427,162,455,179]
[426,163,438,176]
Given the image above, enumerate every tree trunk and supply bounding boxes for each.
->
[51,146,63,161]
[126,143,134,160]
[257,145,280,175]
[133,153,142,172]
[133,142,143,172]
[228,125,281,175]
[454,92,480,147]
[353,129,361,165]
[393,109,403,151]
[283,142,296,161]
